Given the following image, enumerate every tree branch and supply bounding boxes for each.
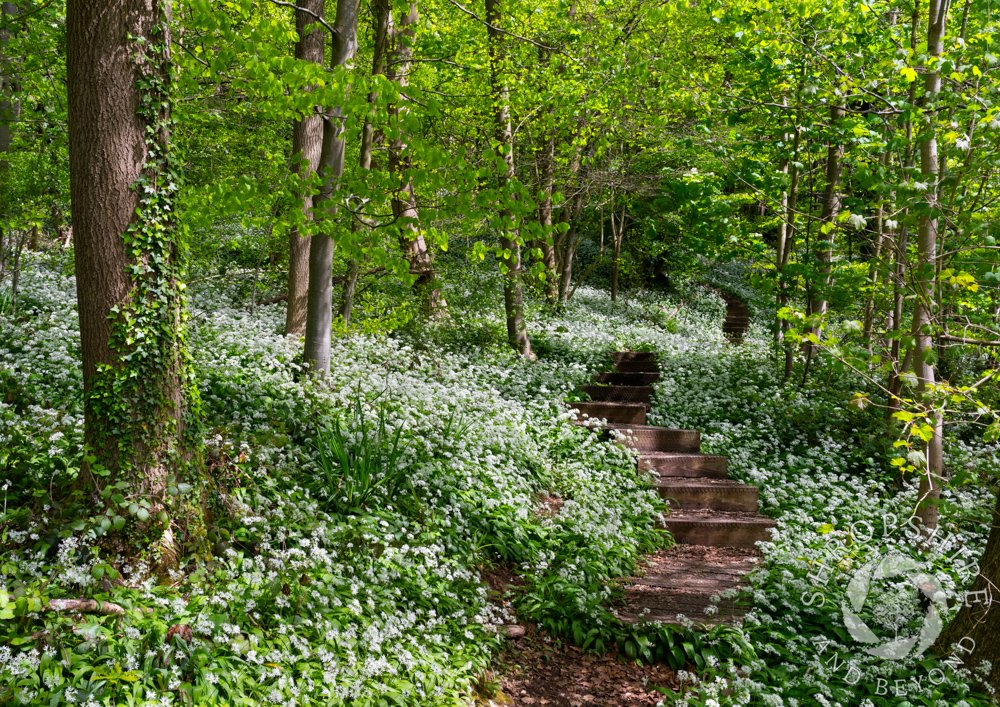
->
[940,334,1000,347]
[446,0,556,52]
[265,0,338,39]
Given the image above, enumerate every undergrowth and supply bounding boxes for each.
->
[1,254,996,705]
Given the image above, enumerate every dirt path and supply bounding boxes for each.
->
[483,627,677,706]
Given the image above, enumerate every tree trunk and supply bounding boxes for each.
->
[934,490,1000,693]
[887,225,909,417]
[556,143,587,303]
[536,134,558,303]
[913,0,947,531]
[284,0,325,335]
[888,2,922,418]
[780,130,801,380]
[485,0,532,357]
[862,155,890,352]
[303,0,359,373]
[341,0,389,325]
[387,2,446,319]
[610,205,625,303]
[0,2,16,156]
[67,0,201,565]
[806,105,845,325]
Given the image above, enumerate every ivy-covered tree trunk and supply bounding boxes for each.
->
[284,0,325,336]
[67,0,202,566]
[387,1,446,319]
[913,0,947,531]
[304,0,359,372]
[485,0,532,357]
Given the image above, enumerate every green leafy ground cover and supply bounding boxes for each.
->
[1,254,997,705]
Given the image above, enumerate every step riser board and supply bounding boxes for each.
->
[596,372,661,386]
[639,454,728,477]
[614,360,661,373]
[611,427,701,453]
[581,385,653,405]
[660,485,760,513]
[664,519,774,548]
[612,351,657,364]
[570,402,647,425]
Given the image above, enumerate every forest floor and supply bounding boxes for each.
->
[3,258,998,706]
[488,627,677,706]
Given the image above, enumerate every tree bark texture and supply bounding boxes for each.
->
[284,0,325,335]
[387,2,446,319]
[935,490,1000,694]
[536,134,558,302]
[913,0,947,531]
[67,0,200,564]
[556,143,587,303]
[304,0,359,373]
[0,2,17,156]
[806,104,844,324]
[340,0,388,325]
[610,205,626,302]
[485,0,532,356]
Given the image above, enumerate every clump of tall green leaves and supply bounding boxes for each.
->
[311,398,409,514]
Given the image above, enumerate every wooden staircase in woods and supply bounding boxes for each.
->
[567,299,773,625]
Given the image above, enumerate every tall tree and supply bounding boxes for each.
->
[807,105,845,329]
[387,1,445,319]
[0,2,15,156]
[303,0,360,372]
[485,0,532,356]
[284,0,325,335]
[339,0,390,326]
[912,0,947,531]
[67,0,201,564]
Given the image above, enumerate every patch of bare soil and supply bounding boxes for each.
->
[480,626,678,707]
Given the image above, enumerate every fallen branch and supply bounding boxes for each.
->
[48,599,126,616]
[256,293,288,306]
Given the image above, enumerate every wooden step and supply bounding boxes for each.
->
[595,371,661,386]
[617,592,748,625]
[581,384,653,406]
[639,453,728,477]
[570,401,646,425]
[664,511,776,548]
[607,424,700,453]
[656,478,759,512]
[618,546,760,625]
[612,351,657,363]
[614,359,661,373]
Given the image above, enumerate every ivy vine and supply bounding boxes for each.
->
[85,6,207,568]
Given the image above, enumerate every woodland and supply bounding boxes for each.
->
[1,0,1000,705]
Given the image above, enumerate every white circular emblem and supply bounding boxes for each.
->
[841,552,948,660]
